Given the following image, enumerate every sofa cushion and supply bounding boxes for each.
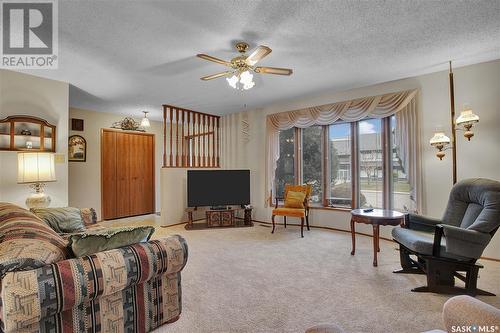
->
[67,226,155,257]
[0,203,69,277]
[80,207,97,227]
[31,207,88,233]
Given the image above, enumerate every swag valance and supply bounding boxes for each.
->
[267,89,417,130]
[265,89,422,211]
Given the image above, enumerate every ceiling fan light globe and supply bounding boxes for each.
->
[243,81,255,90]
[226,75,238,89]
[240,70,253,84]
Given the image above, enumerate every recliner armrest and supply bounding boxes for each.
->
[407,213,442,232]
[441,224,491,259]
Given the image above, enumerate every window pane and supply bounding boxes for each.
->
[302,126,323,204]
[327,123,352,207]
[274,128,295,198]
[358,119,383,208]
[391,115,412,211]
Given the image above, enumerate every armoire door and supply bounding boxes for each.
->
[116,132,131,217]
[101,129,155,220]
[129,134,155,215]
[101,130,117,220]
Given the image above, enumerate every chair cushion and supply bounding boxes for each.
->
[285,190,306,208]
[284,184,312,199]
[392,227,467,260]
[272,207,306,217]
[67,226,155,257]
[392,227,439,255]
[443,178,500,233]
[31,207,87,233]
[0,203,69,277]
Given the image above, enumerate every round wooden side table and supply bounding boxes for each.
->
[350,209,405,267]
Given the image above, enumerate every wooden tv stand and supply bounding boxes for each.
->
[185,206,253,230]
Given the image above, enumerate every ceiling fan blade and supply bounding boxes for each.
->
[255,66,293,75]
[200,71,233,80]
[197,54,232,66]
[245,46,272,66]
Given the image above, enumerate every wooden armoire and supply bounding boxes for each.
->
[101,129,155,220]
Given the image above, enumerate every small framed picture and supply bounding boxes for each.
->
[68,135,86,162]
[71,118,84,131]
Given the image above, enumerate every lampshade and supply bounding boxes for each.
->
[429,132,451,146]
[456,107,479,126]
[17,152,56,184]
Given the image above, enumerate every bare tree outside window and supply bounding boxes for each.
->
[302,126,323,204]
[274,128,295,198]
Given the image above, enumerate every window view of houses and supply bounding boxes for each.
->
[275,116,412,211]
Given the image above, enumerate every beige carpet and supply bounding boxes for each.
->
[103,216,500,333]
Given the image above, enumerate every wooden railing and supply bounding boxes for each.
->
[163,105,220,168]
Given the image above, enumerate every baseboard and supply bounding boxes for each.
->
[253,219,395,243]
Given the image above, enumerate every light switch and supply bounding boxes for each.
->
[55,154,65,163]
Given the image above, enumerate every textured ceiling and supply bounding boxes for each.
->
[21,0,500,120]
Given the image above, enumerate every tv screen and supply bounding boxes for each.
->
[187,170,250,207]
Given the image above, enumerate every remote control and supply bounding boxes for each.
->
[363,208,374,213]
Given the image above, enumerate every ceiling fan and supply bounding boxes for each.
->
[197,42,293,90]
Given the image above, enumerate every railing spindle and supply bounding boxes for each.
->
[162,104,220,169]
[169,107,173,167]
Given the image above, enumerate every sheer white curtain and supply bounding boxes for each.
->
[265,89,421,209]
[394,98,422,213]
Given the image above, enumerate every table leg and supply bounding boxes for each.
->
[350,217,356,255]
[187,211,193,230]
[377,226,380,252]
[373,225,379,267]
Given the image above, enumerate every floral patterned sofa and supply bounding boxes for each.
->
[0,202,188,333]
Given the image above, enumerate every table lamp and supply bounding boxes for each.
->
[17,152,56,209]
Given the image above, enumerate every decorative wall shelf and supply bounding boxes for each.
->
[0,115,56,152]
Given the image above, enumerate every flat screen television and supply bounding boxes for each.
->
[187,169,250,207]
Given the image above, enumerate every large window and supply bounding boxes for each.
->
[274,128,295,198]
[358,119,383,208]
[302,126,323,204]
[274,116,410,211]
[327,123,352,208]
[390,115,411,211]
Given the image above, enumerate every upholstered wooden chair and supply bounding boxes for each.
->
[271,184,312,237]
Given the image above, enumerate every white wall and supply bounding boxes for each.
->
[0,69,69,207]
[215,60,500,259]
[68,107,163,220]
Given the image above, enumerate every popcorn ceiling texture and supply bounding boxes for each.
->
[25,0,500,118]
